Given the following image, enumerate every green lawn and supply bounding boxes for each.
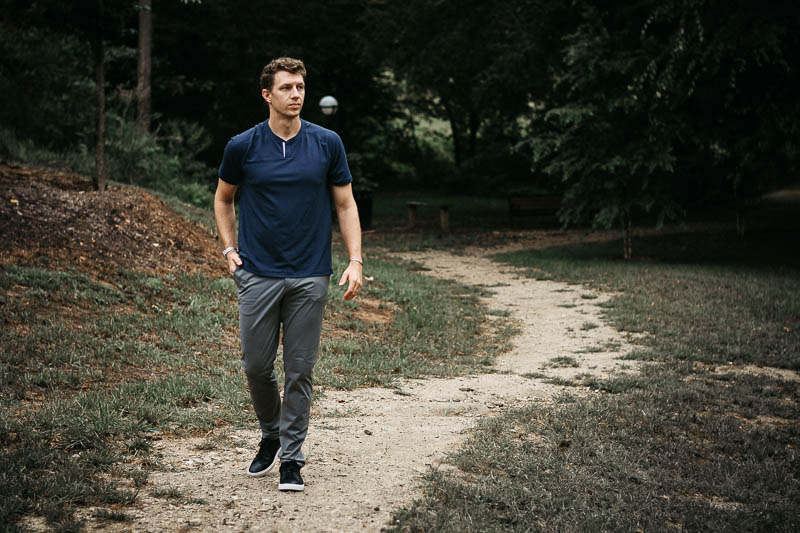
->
[390,234,799,532]
[0,208,513,532]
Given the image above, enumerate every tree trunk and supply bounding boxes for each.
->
[467,107,479,159]
[93,4,106,192]
[621,209,633,260]
[735,205,747,239]
[442,100,463,168]
[732,180,748,239]
[136,0,152,133]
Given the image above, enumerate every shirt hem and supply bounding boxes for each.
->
[239,267,334,279]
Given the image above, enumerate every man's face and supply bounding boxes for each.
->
[262,70,305,118]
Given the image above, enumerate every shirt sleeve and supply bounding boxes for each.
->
[327,132,353,187]
[218,135,247,185]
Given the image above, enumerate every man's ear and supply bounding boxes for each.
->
[261,88,271,104]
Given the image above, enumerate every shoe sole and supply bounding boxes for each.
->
[246,448,281,478]
[278,483,304,492]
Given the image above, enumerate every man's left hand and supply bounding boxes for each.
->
[338,261,363,300]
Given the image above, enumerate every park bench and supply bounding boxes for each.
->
[407,201,450,232]
[508,194,562,225]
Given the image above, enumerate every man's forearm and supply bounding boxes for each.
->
[214,197,237,250]
[336,202,362,260]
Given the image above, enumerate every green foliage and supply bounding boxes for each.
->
[0,127,91,176]
[0,108,216,208]
[4,0,799,203]
[527,2,685,237]
[0,26,94,150]
[363,0,556,191]
[104,100,215,207]
[525,0,800,253]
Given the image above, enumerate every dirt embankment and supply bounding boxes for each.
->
[0,162,224,278]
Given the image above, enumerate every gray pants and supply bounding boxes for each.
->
[234,268,329,466]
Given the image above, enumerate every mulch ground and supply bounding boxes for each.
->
[0,162,226,279]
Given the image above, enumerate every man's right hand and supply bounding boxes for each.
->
[227,251,242,275]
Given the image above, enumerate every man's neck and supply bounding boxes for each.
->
[268,114,302,141]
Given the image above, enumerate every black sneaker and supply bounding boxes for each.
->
[278,460,304,491]
[247,438,281,477]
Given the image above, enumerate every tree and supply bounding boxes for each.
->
[3,0,133,191]
[0,25,95,151]
[135,0,152,133]
[526,0,800,257]
[58,0,132,191]
[151,0,398,180]
[363,0,561,190]
[88,0,109,191]
[674,0,800,236]
[527,1,685,259]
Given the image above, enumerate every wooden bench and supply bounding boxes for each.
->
[407,201,450,232]
[508,195,562,224]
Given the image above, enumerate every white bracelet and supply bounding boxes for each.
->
[222,246,237,258]
[349,258,363,265]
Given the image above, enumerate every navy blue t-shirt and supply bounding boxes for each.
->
[218,119,352,278]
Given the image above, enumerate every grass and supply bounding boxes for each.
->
[389,233,800,532]
[92,508,131,522]
[150,486,185,500]
[544,356,580,368]
[316,254,515,388]
[493,239,799,369]
[0,203,512,531]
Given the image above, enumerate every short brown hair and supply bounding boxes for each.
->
[260,57,307,91]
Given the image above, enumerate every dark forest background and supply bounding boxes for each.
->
[1,0,798,243]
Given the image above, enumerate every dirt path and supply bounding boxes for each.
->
[76,249,639,533]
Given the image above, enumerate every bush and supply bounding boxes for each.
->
[103,97,216,207]
[1,109,216,209]
[0,127,92,175]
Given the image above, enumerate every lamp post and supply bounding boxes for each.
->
[319,95,338,116]
[319,95,371,229]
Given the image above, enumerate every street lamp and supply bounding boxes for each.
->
[319,95,338,116]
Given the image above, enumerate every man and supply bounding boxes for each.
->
[214,57,363,492]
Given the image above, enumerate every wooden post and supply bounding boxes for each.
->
[439,206,450,233]
[407,203,418,227]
